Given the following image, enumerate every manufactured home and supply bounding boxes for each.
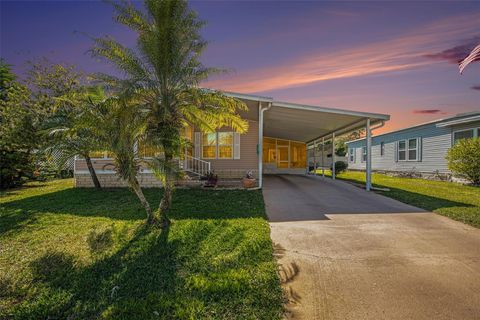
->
[74,92,390,189]
[346,111,480,179]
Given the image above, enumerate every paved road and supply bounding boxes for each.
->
[264,175,480,320]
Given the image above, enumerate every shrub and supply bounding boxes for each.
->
[332,161,348,174]
[446,137,480,184]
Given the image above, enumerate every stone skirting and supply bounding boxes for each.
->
[74,170,259,188]
[263,168,306,175]
[348,169,453,182]
[213,169,258,179]
[74,173,162,188]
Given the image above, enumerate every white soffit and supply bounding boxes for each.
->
[264,102,389,143]
[221,90,390,142]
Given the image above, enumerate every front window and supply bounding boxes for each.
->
[380,142,385,156]
[138,140,162,158]
[408,138,417,161]
[398,140,406,161]
[89,151,106,158]
[290,141,307,168]
[349,148,354,162]
[362,146,367,162]
[453,129,474,144]
[202,133,217,159]
[398,138,418,161]
[218,132,233,159]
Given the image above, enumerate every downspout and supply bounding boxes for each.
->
[258,102,272,189]
[370,120,385,131]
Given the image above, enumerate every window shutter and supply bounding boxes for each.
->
[394,141,398,162]
[194,132,201,158]
[233,132,241,159]
[417,137,422,162]
[353,148,356,163]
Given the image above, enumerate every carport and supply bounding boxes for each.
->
[257,100,390,190]
[264,174,480,320]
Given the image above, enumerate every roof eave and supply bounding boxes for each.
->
[272,101,390,120]
[436,115,480,127]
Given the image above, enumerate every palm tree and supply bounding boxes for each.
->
[44,88,104,188]
[90,0,248,227]
[84,94,154,222]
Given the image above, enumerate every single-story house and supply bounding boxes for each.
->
[346,111,480,179]
[74,92,390,190]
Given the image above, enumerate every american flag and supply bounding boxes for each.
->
[459,43,480,74]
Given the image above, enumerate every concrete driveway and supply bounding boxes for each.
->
[264,175,480,320]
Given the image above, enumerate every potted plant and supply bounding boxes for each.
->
[203,171,218,188]
[242,170,256,188]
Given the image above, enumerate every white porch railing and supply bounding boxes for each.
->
[179,155,211,177]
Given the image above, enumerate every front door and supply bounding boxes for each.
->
[277,145,289,168]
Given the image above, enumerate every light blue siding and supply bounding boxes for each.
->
[346,120,480,174]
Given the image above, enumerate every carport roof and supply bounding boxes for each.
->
[224,91,390,143]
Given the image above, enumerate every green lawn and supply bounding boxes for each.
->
[318,170,480,228]
[0,179,283,319]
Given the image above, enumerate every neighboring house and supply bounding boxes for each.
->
[346,111,480,179]
[74,91,389,188]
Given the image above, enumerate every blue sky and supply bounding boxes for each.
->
[1,0,479,132]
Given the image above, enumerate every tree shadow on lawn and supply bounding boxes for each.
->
[8,221,282,320]
[1,187,267,235]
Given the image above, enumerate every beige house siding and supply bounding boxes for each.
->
[195,119,259,178]
[74,100,261,187]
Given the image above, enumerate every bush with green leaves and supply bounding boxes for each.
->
[0,60,38,188]
[332,161,348,174]
[446,137,480,184]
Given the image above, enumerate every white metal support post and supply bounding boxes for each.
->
[322,137,325,177]
[332,132,336,180]
[366,118,372,191]
[313,140,317,175]
[258,102,272,189]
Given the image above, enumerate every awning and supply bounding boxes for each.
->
[224,91,390,143]
[264,101,389,143]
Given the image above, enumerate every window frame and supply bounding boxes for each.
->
[397,138,419,161]
[362,146,367,162]
[380,142,385,157]
[397,140,407,161]
[349,148,354,162]
[201,131,236,160]
[202,132,217,159]
[452,128,478,145]
[217,132,234,159]
[407,138,417,161]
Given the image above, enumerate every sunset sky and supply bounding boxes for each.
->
[1,1,479,133]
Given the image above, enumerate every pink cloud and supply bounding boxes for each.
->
[412,109,447,114]
[203,12,480,93]
[424,36,480,63]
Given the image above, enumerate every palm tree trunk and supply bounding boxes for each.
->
[130,177,154,223]
[85,155,101,189]
[157,152,173,228]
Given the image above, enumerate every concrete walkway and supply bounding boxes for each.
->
[264,175,480,320]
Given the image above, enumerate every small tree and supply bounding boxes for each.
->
[446,138,480,184]
[0,60,37,188]
[31,60,103,188]
[335,129,364,156]
[90,0,248,227]
[85,94,154,222]
[44,87,104,189]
